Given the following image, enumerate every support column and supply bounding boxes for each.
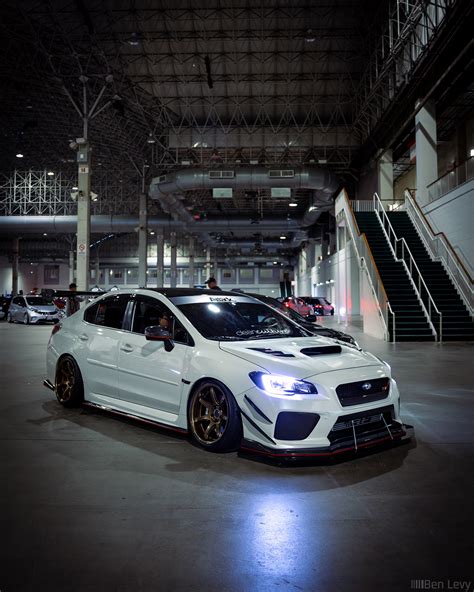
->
[156,231,164,287]
[205,247,212,281]
[188,236,195,288]
[69,250,75,284]
[377,149,394,208]
[76,142,91,291]
[415,100,438,207]
[170,232,177,287]
[138,190,147,288]
[213,249,219,283]
[94,254,100,287]
[12,238,19,295]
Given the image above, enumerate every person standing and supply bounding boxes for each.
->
[205,277,221,290]
[65,282,81,316]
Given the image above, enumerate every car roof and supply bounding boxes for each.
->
[145,288,239,298]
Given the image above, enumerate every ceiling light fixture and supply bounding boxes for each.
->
[147,132,156,144]
[280,235,287,240]
[289,202,298,207]
[16,153,24,158]
[47,171,54,176]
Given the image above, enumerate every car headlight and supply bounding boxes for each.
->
[249,371,318,396]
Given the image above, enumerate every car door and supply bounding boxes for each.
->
[10,296,25,321]
[116,295,193,415]
[80,294,130,400]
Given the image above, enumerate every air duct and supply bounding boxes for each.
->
[149,165,339,202]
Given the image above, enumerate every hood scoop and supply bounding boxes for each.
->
[301,345,342,356]
[247,347,295,358]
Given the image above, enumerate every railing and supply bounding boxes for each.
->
[336,191,392,341]
[404,189,473,314]
[427,157,474,203]
[373,193,442,341]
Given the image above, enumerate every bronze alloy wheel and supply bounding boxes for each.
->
[189,380,242,452]
[55,356,84,407]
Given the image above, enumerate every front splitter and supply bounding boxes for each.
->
[240,423,414,459]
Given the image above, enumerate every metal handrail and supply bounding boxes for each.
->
[404,189,473,314]
[373,192,443,341]
[336,190,392,341]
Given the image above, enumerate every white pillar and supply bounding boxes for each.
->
[170,232,177,287]
[76,142,91,291]
[205,247,212,281]
[188,236,195,288]
[377,149,394,208]
[415,100,438,207]
[156,232,164,287]
[138,191,147,288]
[12,238,19,295]
[69,250,75,284]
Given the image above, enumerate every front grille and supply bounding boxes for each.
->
[328,405,396,445]
[336,377,390,407]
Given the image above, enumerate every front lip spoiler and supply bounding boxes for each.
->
[240,423,414,459]
[43,379,55,392]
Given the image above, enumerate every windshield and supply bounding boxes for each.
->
[176,301,309,341]
[26,297,54,306]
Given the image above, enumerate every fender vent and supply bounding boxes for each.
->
[301,346,342,356]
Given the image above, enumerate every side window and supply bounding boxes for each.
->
[132,297,192,345]
[84,295,129,329]
[12,297,21,306]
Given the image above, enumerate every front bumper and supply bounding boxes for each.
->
[240,419,414,459]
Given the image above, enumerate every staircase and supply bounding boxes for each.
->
[387,211,474,341]
[355,212,435,341]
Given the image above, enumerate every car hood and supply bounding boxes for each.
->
[29,305,57,312]
[219,336,382,379]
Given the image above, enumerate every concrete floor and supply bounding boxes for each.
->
[1,319,473,592]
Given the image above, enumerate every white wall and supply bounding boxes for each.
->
[422,179,474,274]
[0,258,285,296]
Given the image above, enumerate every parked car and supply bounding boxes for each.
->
[282,296,313,317]
[7,295,60,324]
[44,288,411,458]
[303,296,335,316]
[247,293,359,348]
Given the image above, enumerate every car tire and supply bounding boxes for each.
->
[188,379,242,453]
[23,313,29,325]
[55,355,84,408]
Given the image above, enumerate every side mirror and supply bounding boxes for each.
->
[306,314,317,322]
[144,325,174,351]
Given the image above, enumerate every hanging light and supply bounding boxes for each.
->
[16,153,24,158]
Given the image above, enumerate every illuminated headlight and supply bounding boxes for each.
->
[249,371,317,396]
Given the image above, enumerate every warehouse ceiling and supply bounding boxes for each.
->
[0,0,472,260]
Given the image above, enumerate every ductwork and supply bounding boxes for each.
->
[0,215,303,235]
[149,164,339,232]
[150,165,339,201]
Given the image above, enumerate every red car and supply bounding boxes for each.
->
[282,296,313,317]
[303,297,335,316]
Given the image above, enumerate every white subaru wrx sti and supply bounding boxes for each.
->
[44,288,412,458]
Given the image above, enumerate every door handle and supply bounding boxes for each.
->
[79,333,89,341]
[120,344,134,353]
